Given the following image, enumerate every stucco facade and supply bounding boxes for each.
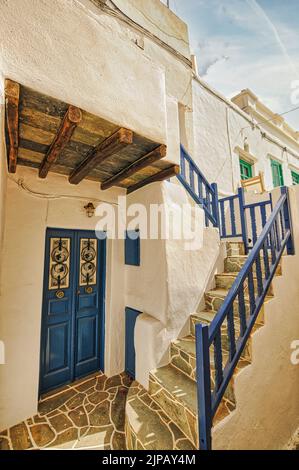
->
[0,0,299,449]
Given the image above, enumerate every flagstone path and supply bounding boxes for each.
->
[0,372,133,450]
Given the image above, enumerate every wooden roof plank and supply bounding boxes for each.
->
[5,79,20,173]
[39,106,82,178]
[69,128,133,185]
[127,164,180,194]
[101,144,167,190]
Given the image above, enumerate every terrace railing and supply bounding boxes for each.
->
[177,145,219,228]
[196,187,294,450]
[219,188,273,254]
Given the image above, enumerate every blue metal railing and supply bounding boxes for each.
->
[177,145,219,228]
[196,187,294,450]
[219,188,273,254]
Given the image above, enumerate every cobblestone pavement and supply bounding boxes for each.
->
[0,372,133,450]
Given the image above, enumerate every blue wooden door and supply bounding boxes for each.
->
[125,307,141,379]
[40,229,106,395]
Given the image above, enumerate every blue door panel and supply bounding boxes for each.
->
[125,307,141,379]
[47,323,69,373]
[48,298,70,315]
[78,293,98,310]
[77,317,97,363]
[40,229,106,395]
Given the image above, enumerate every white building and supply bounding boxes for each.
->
[0,0,299,451]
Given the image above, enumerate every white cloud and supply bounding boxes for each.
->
[171,0,299,128]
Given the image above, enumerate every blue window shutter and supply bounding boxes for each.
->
[125,230,140,266]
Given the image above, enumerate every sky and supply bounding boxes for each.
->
[162,0,299,129]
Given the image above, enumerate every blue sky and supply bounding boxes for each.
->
[163,0,299,128]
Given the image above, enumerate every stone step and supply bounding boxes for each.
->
[204,288,272,319]
[125,381,196,450]
[225,241,245,257]
[149,365,198,447]
[190,310,264,360]
[215,272,274,296]
[170,335,250,402]
[224,255,282,275]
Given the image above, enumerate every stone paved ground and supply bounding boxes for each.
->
[287,427,299,450]
[0,372,133,450]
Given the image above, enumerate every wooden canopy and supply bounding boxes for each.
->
[4,79,179,193]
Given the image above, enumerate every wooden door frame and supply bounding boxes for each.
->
[38,227,106,397]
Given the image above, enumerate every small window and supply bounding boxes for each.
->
[125,230,140,266]
[240,159,253,181]
[271,159,284,187]
[291,170,299,185]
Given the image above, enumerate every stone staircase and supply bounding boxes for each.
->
[125,241,281,450]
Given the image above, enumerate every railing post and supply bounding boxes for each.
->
[238,187,249,255]
[196,324,212,450]
[211,183,220,229]
[281,186,295,255]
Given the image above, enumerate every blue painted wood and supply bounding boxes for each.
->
[262,241,270,280]
[213,334,223,391]
[260,204,267,228]
[40,229,106,395]
[238,188,249,255]
[281,186,295,255]
[250,206,257,245]
[177,145,219,228]
[220,200,226,238]
[74,230,106,379]
[125,230,140,266]
[247,268,256,315]
[190,165,195,191]
[196,189,294,450]
[196,323,212,451]
[125,307,142,379]
[238,289,247,336]
[227,306,236,361]
[229,197,237,236]
[255,255,263,297]
[211,183,220,230]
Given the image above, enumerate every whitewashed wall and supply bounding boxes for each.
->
[192,79,299,195]
[0,166,126,430]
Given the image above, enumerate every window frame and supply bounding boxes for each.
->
[271,159,284,187]
[291,170,299,185]
[239,158,253,181]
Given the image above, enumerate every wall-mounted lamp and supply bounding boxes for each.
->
[84,202,95,218]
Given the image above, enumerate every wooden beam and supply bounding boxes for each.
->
[127,164,180,194]
[39,105,82,178]
[101,144,167,190]
[5,79,20,173]
[69,128,133,185]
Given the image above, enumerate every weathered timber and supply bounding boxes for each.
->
[5,79,20,173]
[69,128,133,185]
[39,106,82,178]
[127,164,180,194]
[101,144,167,190]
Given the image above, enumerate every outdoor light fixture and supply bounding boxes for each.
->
[84,202,95,218]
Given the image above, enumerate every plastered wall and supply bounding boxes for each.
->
[192,79,299,195]
[0,166,126,430]
[127,181,225,388]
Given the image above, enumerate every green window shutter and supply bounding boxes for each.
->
[291,171,299,185]
[271,160,284,187]
[239,159,253,181]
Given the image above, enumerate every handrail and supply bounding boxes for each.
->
[177,144,219,228]
[219,187,273,253]
[196,187,294,450]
